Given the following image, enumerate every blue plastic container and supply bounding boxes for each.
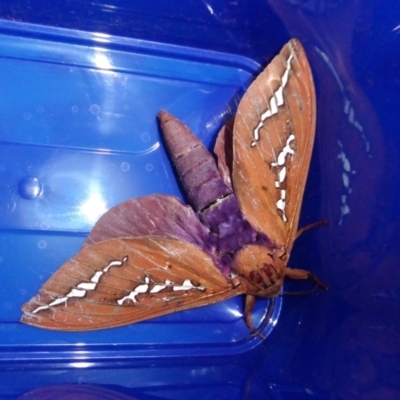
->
[0,1,399,398]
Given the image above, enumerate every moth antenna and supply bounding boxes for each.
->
[296,220,328,239]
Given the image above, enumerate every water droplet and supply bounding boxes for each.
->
[20,288,27,295]
[141,132,151,143]
[342,172,349,188]
[4,303,12,310]
[120,162,130,172]
[40,222,50,230]
[18,176,42,200]
[145,163,154,172]
[89,104,101,115]
[23,112,32,120]
[0,164,5,172]
[36,106,44,113]
[37,240,47,249]
[71,105,79,113]
[0,256,3,264]
[123,104,130,110]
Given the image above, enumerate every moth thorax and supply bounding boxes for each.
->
[233,245,285,298]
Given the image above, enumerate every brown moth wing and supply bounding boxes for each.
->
[213,117,234,190]
[21,237,240,331]
[232,39,316,253]
[84,194,210,250]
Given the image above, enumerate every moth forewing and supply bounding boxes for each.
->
[231,43,297,246]
[281,45,316,252]
[21,237,238,331]
[233,119,286,246]
[232,39,316,253]
[213,119,234,189]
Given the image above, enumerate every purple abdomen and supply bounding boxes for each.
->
[158,110,231,211]
[158,111,268,273]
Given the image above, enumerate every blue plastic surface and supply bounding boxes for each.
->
[0,19,281,356]
[1,0,399,399]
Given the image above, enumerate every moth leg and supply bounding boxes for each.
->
[244,295,265,339]
[244,294,256,330]
[285,268,329,291]
[295,220,328,239]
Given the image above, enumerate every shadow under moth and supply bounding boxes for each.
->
[21,39,326,332]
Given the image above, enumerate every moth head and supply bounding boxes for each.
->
[232,244,286,298]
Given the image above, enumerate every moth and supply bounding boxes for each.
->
[21,39,326,332]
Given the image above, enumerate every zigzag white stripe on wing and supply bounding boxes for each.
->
[32,256,128,314]
[251,51,294,147]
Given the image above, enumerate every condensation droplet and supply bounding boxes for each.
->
[145,163,154,172]
[27,165,34,173]
[20,288,27,295]
[141,132,151,143]
[23,112,32,120]
[342,172,350,188]
[18,176,43,200]
[40,222,50,230]
[341,205,350,215]
[123,104,130,110]
[36,106,44,113]
[89,104,101,115]
[0,164,5,172]
[37,240,47,249]
[72,105,79,113]
[4,303,12,310]
[120,162,130,172]
[0,256,3,264]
